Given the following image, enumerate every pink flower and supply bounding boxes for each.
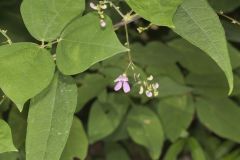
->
[114,74,131,93]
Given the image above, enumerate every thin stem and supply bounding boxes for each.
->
[40,38,62,48]
[114,14,141,30]
[218,11,240,26]
[124,21,135,74]
[105,1,125,18]
[0,29,12,45]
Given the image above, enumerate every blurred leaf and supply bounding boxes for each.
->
[127,107,164,160]
[56,13,128,75]
[0,97,11,112]
[221,20,240,42]
[0,119,17,153]
[105,143,130,160]
[0,152,18,160]
[156,95,194,141]
[0,43,55,111]
[186,137,206,160]
[88,94,129,143]
[196,98,240,143]
[223,149,240,160]
[76,74,109,112]
[60,117,88,160]
[125,0,183,27]
[8,105,27,149]
[26,72,78,160]
[164,139,185,160]
[158,77,192,97]
[174,0,233,93]
[131,42,179,67]
[146,65,185,84]
[228,44,240,69]
[208,0,240,12]
[169,39,240,72]
[186,73,240,98]
[20,0,85,41]
[215,141,235,159]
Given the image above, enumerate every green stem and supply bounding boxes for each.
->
[0,29,12,45]
[218,11,240,27]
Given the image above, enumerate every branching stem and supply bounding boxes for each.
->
[0,29,12,45]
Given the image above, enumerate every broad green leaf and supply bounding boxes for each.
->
[156,95,194,141]
[186,73,240,98]
[164,139,185,160]
[8,105,28,149]
[208,0,240,12]
[76,74,109,112]
[173,0,233,94]
[147,65,185,84]
[157,77,192,97]
[127,107,164,160]
[56,13,128,75]
[26,72,78,160]
[196,98,240,142]
[0,119,17,153]
[60,117,88,160]
[131,42,179,67]
[0,152,19,160]
[186,137,206,160]
[0,43,55,111]
[21,0,85,41]
[168,39,221,74]
[88,94,129,143]
[105,143,130,160]
[125,0,183,27]
[168,39,240,73]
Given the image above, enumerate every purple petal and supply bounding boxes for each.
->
[114,81,122,91]
[123,81,131,93]
[146,91,153,97]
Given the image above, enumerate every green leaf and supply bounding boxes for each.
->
[88,94,129,143]
[0,152,19,160]
[26,72,78,160]
[156,95,194,141]
[125,0,183,27]
[168,39,240,73]
[164,139,185,160]
[208,0,240,12]
[186,137,206,160]
[0,119,17,153]
[76,74,109,112]
[60,117,88,160]
[105,143,130,160]
[8,106,28,149]
[221,20,240,42]
[127,107,164,160]
[56,13,128,75]
[21,0,85,41]
[157,77,192,97]
[186,73,240,98]
[131,42,179,67]
[196,98,240,143]
[0,43,55,111]
[173,0,233,94]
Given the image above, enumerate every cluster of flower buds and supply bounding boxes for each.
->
[137,75,159,97]
[90,1,108,28]
[114,73,159,98]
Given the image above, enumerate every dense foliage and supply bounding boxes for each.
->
[0,0,240,159]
